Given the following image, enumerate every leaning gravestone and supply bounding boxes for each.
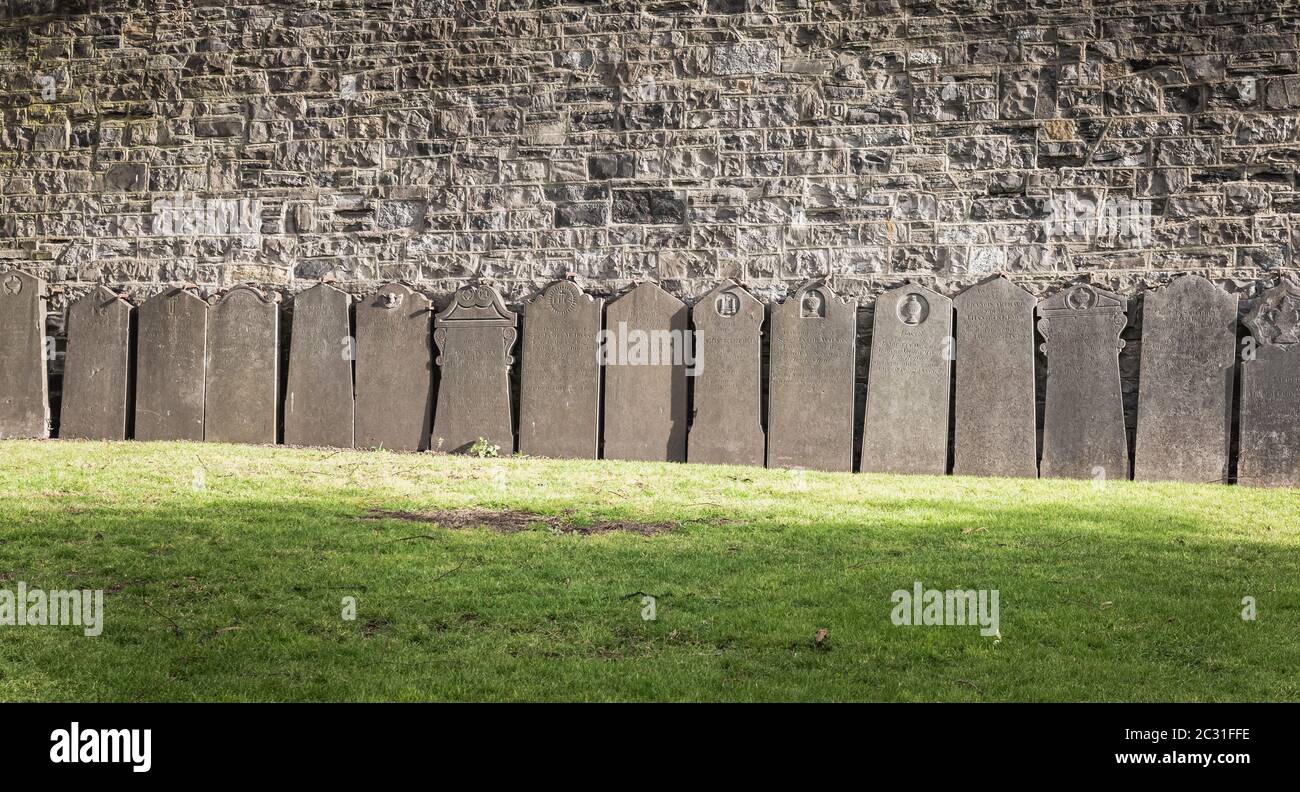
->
[861,283,953,475]
[767,281,857,472]
[1133,275,1237,483]
[602,281,688,462]
[688,280,765,466]
[1238,280,1300,487]
[518,280,602,459]
[952,275,1038,478]
[354,283,433,451]
[135,288,208,441]
[284,283,355,448]
[60,286,131,440]
[431,284,517,454]
[0,270,49,439]
[1037,284,1129,480]
[205,286,279,444]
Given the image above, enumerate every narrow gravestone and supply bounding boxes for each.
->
[1238,280,1300,487]
[688,279,765,466]
[60,286,131,440]
[354,283,433,451]
[1037,284,1129,481]
[135,288,208,441]
[0,270,49,439]
[431,284,517,454]
[602,281,689,462]
[767,281,857,472]
[861,283,953,475]
[952,275,1038,478]
[1133,275,1238,483]
[284,283,355,448]
[205,286,279,444]
[518,280,602,459]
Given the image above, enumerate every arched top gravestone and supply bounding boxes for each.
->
[61,285,132,441]
[284,282,355,448]
[1238,280,1300,487]
[134,287,209,441]
[688,279,765,467]
[431,284,517,454]
[0,270,49,439]
[354,283,433,451]
[602,281,688,462]
[205,286,279,445]
[519,280,603,459]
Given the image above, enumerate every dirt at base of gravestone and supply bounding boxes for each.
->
[363,507,675,536]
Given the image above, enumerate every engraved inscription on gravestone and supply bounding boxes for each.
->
[431,284,517,454]
[1133,275,1237,483]
[135,288,208,441]
[0,270,49,439]
[284,283,355,448]
[205,286,279,445]
[1238,280,1300,487]
[60,286,131,441]
[688,279,765,466]
[518,280,602,459]
[354,283,433,452]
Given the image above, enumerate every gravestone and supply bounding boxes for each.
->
[518,280,602,459]
[1037,284,1129,480]
[1238,280,1300,487]
[205,286,279,444]
[60,286,131,440]
[688,280,765,466]
[354,283,433,451]
[952,276,1038,478]
[766,281,857,472]
[602,281,688,462]
[431,284,517,454]
[861,283,953,475]
[284,283,355,448]
[135,288,208,441]
[0,270,49,439]
[1133,275,1237,483]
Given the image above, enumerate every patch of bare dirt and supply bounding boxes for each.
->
[363,507,674,536]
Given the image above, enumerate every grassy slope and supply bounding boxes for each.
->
[0,440,1296,702]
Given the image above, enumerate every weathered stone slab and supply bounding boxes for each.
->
[60,286,131,440]
[1133,275,1237,483]
[1238,281,1300,487]
[688,280,765,466]
[767,281,857,472]
[1037,284,1129,480]
[518,280,602,459]
[952,275,1038,478]
[205,286,279,444]
[431,284,517,454]
[284,283,355,448]
[0,270,49,439]
[861,284,954,475]
[134,288,208,441]
[601,281,688,462]
[354,283,433,451]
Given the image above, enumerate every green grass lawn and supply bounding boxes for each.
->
[0,440,1296,702]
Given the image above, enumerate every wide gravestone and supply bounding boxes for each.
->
[688,280,765,466]
[1133,275,1237,484]
[205,286,279,444]
[952,276,1038,478]
[135,288,208,441]
[767,281,857,472]
[60,286,131,440]
[354,283,432,451]
[861,284,953,475]
[602,281,688,462]
[431,284,517,454]
[284,283,354,448]
[1238,281,1300,487]
[1037,284,1129,480]
[0,270,49,439]
[518,280,602,459]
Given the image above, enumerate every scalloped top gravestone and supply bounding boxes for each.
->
[60,286,131,440]
[431,284,517,454]
[518,280,602,459]
[0,270,49,439]
[602,282,689,462]
[1037,284,1129,481]
[861,283,953,475]
[354,283,432,452]
[135,288,208,441]
[1133,275,1237,484]
[284,283,355,448]
[688,280,765,466]
[1238,280,1300,487]
[205,286,279,445]
[952,276,1038,478]
[767,281,857,472]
